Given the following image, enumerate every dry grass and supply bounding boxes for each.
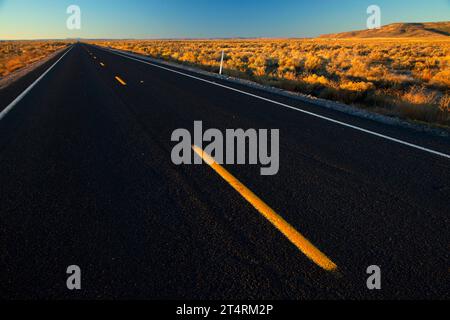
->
[0,41,69,78]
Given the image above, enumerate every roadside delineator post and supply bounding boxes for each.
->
[219,50,225,75]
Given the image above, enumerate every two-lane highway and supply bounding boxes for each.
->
[0,43,448,299]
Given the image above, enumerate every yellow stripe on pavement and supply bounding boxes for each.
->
[115,76,126,86]
[192,145,338,272]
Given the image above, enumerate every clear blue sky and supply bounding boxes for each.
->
[0,0,449,39]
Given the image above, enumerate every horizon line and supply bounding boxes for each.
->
[1,20,448,41]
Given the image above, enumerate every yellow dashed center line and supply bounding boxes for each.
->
[115,76,127,86]
[192,145,338,272]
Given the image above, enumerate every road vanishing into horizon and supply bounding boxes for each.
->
[0,43,449,299]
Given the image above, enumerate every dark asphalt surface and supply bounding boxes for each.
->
[0,43,449,300]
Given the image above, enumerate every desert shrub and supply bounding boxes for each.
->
[395,101,440,123]
[304,53,327,74]
[5,58,24,73]
[440,93,450,112]
[402,86,438,105]
[303,74,330,86]
[431,70,450,87]
[180,51,198,63]
[339,81,374,92]
[264,58,279,75]
[391,86,445,123]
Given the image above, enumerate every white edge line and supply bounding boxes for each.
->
[0,45,74,121]
[98,46,450,160]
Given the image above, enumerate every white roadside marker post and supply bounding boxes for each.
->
[219,50,225,75]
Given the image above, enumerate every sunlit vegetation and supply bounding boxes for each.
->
[92,38,450,127]
[0,41,69,78]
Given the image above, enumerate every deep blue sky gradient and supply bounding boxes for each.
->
[0,0,449,39]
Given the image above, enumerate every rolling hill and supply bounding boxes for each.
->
[319,22,450,38]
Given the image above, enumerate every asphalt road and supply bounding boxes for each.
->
[0,43,449,300]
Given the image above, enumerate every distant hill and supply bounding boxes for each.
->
[319,22,450,38]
